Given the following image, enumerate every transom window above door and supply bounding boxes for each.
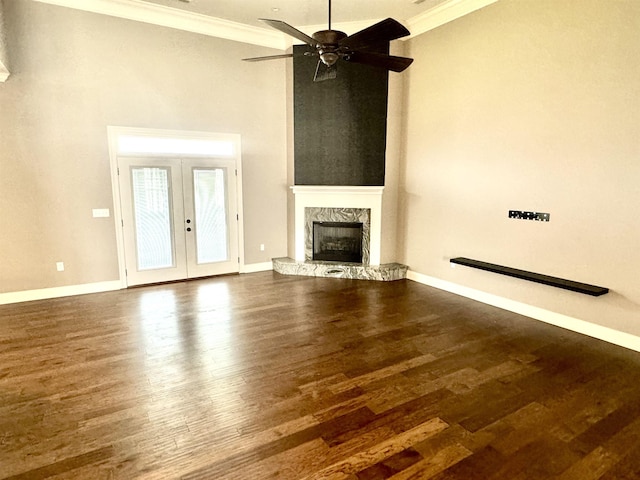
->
[117,135,236,157]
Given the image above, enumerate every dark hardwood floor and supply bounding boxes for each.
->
[2,272,640,479]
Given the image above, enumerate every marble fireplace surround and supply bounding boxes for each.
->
[292,186,383,266]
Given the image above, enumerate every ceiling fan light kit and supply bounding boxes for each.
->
[242,0,414,82]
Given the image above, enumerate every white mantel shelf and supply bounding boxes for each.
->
[291,186,385,195]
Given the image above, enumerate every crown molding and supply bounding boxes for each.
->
[33,0,289,50]
[32,0,499,51]
[406,0,499,38]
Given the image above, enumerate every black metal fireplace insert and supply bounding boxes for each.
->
[312,221,363,263]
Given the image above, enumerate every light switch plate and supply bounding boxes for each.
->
[92,208,110,218]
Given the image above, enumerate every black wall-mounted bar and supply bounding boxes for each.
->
[450,257,609,297]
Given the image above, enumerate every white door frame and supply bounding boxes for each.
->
[107,126,245,288]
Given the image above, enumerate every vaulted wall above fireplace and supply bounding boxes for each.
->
[293,43,389,187]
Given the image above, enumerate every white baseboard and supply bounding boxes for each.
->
[241,261,273,274]
[0,281,122,306]
[407,270,640,353]
[0,266,274,306]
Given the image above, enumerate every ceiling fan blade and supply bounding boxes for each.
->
[314,61,337,82]
[339,18,410,51]
[242,54,294,62]
[346,51,414,72]
[259,18,316,46]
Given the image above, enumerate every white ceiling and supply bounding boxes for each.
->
[141,0,451,30]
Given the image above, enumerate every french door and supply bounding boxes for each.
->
[118,157,239,286]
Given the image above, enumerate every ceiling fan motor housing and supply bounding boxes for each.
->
[313,30,348,66]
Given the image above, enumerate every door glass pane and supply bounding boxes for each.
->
[131,167,174,270]
[193,168,228,264]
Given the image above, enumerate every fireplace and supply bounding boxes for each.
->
[272,186,408,281]
[291,187,381,264]
[313,222,363,263]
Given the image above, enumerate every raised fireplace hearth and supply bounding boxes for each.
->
[272,256,407,281]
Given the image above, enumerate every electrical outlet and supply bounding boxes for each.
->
[260,244,265,251]
[56,262,65,272]
[509,210,550,222]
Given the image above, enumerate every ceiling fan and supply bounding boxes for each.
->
[242,0,414,82]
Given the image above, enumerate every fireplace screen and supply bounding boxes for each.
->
[313,221,363,263]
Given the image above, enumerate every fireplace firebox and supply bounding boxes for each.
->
[313,222,363,263]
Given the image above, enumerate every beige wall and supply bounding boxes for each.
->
[380,40,406,264]
[400,0,640,335]
[0,0,288,293]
